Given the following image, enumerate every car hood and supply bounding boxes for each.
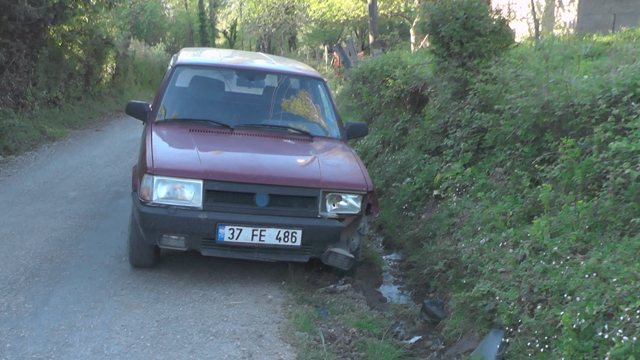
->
[149,123,370,191]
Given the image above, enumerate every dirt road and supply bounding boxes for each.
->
[0,114,295,359]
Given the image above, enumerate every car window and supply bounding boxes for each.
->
[155,65,340,138]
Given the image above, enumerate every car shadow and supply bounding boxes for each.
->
[129,249,296,285]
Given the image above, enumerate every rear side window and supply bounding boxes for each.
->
[156,65,340,138]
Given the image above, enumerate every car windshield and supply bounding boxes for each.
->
[155,65,341,138]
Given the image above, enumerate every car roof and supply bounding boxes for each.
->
[170,48,324,80]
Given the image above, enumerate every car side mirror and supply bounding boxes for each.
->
[345,122,368,140]
[125,101,151,122]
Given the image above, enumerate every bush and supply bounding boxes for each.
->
[421,0,514,100]
[338,27,640,358]
[0,40,168,156]
[422,0,514,68]
[337,51,432,210]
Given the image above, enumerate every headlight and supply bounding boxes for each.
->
[320,192,362,217]
[139,174,203,209]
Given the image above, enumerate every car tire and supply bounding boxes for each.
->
[128,211,160,268]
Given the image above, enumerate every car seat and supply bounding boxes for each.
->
[175,75,227,121]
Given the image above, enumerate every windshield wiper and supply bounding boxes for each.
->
[235,123,313,137]
[158,118,234,130]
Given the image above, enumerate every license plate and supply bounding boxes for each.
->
[216,225,302,246]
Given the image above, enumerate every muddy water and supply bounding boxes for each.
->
[375,235,413,304]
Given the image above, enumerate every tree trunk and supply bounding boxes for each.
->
[239,2,244,50]
[198,0,209,46]
[541,0,555,35]
[531,0,540,42]
[324,45,329,66]
[410,25,416,52]
[208,0,217,47]
[346,38,358,64]
[184,0,194,47]
[113,2,135,82]
[354,28,363,52]
[288,33,297,53]
[367,0,380,55]
[410,0,424,52]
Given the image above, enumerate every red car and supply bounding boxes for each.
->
[125,48,378,273]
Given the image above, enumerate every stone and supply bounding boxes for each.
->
[470,329,507,360]
[318,284,352,294]
[421,299,446,324]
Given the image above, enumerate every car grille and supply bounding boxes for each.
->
[203,181,320,217]
[208,190,255,206]
[206,190,316,210]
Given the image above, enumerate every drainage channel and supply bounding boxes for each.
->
[375,234,412,304]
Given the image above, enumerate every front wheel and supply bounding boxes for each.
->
[127,211,160,268]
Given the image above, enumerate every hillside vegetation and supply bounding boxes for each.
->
[0,1,171,155]
[337,1,640,358]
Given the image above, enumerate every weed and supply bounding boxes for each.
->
[0,42,165,157]
[336,16,640,358]
[283,262,417,359]
[364,339,406,360]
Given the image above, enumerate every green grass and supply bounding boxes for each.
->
[283,263,413,360]
[364,339,405,360]
[348,313,391,338]
[335,20,640,359]
[292,307,319,335]
[361,235,384,271]
[0,87,152,156]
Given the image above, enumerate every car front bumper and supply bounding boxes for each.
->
[131,194,359,263]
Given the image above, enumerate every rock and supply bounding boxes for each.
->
[470,329,507,360]
[316,305,330,318]
[391,320,405,339]
[294,331,309,339]
[318,284,352,294]
[421,299,446,324]
[443,333,479,359]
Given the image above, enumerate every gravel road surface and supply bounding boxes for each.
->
[0,114,295,360]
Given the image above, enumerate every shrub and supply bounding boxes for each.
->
[421,0,514,100]
[337,50,433,214]
[338,27,640,358]
[422,0,514,68]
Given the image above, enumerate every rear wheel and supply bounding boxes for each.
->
[127,211,160,268]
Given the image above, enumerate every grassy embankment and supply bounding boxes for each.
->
[283,265,414,360]
[0,43,167,157]
[336,23,640,359]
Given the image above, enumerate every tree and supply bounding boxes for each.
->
[379,0,426,52]
[368,0,380,55]
[198,0,209,46]
[0,0,120,109]
[183,0,195,46]
[242,0,306,54]
[304,0,367,49]
[208,0,217,47]
[222,18,239,49]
